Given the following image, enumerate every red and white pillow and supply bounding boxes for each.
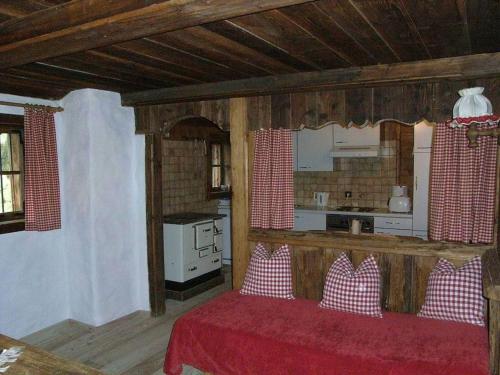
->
[418,256,484,326]
[319,253,382,318]
[240,243,294,299]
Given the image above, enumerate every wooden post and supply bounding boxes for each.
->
[145,132,166,316]
[230,98,250,289]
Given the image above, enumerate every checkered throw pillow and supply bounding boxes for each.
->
[319,253,382,318]
[240,243,294,299]
[418,256,484,326]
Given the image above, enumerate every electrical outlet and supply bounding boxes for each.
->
[345,191,352,198]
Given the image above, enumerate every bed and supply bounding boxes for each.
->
[164,247,500,375]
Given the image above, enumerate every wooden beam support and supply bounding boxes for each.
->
[122,52,500,105]
[145,132,166,316]
[229,98,250,289]
[0,0,315,69]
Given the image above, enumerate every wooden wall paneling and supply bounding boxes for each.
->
[200,99,230,130]
[145,132,166,316]
[292,246,325,300]
[489,300,500,375]
[291,91,317,128]
[373,85,404,121]
[230,97,250,289]
[271,94,292,128]
[317,90,345,126]
[246,96,271,130]
[413,256,437,312]
[402,83,434,122]
[345,87,373,125]
[384,253,413,313]
[432,80,469,123]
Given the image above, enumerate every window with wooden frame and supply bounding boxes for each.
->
[208,140,231,199]
[0,114,25,233]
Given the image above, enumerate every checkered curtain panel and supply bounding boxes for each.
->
[250,129,294,229]
[24,108,61,231]
[429,122,498,243]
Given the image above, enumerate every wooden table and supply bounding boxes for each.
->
[0,334,104,374]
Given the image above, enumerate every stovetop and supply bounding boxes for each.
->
[335,206,375,213]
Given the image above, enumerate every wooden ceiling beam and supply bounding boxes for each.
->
[0,0,316,69]
[121,52,500,106]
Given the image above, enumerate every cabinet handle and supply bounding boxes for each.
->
[335,141,346,144]
[212,258,220,264]
[188,266,197,271]
[415,176,418,191]
[299,166,311,169]
[203,228,211,233]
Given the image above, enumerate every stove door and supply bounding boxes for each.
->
[194,221,214,249]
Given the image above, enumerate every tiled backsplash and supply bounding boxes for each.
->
[294,152,399,209]
[162,139,219,215]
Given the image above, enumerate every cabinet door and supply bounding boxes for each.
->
[333,124,380,147]
[414,122,433,152]
[413,152,431,232]
[293,211,326,231]
[296,126,333,171]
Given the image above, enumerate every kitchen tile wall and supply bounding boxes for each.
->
[162,139,219,215]
[295,125,414,209]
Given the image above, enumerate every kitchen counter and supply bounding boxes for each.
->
[248,229,491,259]
[295,205,412,218]
[163,212,226,225]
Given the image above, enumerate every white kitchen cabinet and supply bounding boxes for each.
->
[333,124,380,148]
[374,215,413,236]
[412,122,433,239]
[412,152,431,235]
[414,121,434,152]
[295,126,334,171]
[293,210,327,231]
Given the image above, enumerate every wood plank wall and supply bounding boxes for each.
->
[135,78,499,134]
[248,240,479,313]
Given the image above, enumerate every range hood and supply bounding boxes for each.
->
[330,145,379,158]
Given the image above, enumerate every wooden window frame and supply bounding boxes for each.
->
[0,114,25,234]
[207,136,231,200]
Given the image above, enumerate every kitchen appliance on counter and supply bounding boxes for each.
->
[313,192,329,207]
[163,212,225,300]
[389,185,411,213]
[327,214,374,233]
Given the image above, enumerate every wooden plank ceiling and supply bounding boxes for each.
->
[0,0,498,100]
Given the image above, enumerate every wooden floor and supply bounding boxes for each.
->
[21,270,232,375]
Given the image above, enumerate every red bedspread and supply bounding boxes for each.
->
[164,291,489,375]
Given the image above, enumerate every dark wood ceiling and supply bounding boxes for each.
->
[0,0,499,100]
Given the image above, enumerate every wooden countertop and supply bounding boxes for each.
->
[0,334,103,375]
[248,229,493,260]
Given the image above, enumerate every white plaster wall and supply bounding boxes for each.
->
[0,90,149,338]
[0,94,69,338]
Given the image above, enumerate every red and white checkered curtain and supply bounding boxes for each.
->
[429,122,498,243]
[251,129,294,229]
[24,108,61,231]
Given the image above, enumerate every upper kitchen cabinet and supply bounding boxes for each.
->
[332,124,380,157]
[414,121,434,152]
[294,125,334,171]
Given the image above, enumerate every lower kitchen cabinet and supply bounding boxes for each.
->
[294,210,326,231]
[374,216,413,236]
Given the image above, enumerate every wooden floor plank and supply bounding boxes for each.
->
[20,270,232,375]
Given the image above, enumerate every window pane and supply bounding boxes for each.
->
[0,133,12,171]
[1,174,22,213]
[212,166,221,188]
[211,144,221,165]
[10,133,22,171]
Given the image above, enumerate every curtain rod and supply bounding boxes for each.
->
[0,100,64,112]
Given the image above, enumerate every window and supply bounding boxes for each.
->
[0,114,24,233]
[208,141,231,199]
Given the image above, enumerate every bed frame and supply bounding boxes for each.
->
[247,231,500,375]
